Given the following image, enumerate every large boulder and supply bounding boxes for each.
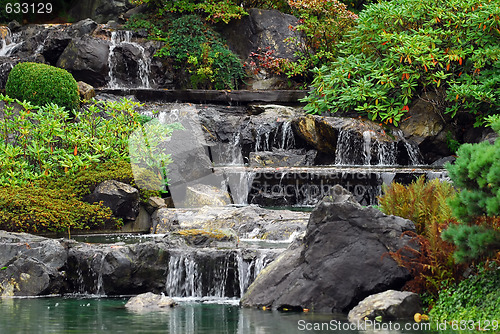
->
[348,290,422,323]
[68,0,134,24]
[84,180,139,221]
[240,186,417,313]
[57,36,110,87]
[0,231,67,297]
[220,8,302,62]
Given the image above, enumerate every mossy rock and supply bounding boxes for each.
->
[172,228,237,247]
[5,62,79,111]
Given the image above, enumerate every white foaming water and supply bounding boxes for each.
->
[107,30,151,89]
[0,27,22,57]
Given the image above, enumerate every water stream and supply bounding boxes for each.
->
[0,27,22,57]
[107,30,151,89]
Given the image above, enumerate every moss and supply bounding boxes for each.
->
[5,62,79,111]
[0,185,121,234]
[173,228,237,245]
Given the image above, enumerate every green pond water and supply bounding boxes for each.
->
[0,297,468,334]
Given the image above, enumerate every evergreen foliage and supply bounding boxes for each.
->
[5,62,79,112]
[443,120,500,262]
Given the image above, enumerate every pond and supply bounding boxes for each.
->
[0,297,465,334]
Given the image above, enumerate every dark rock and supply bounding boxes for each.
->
[0,231,67,297]
[348,290,422,322]
[249,149,316,167]
[125,292,176,311]
[71,19,99,37]
[220,8,302,61]
[7,20,21,32]
[84,180,139,221]
[240,186,416,313]
[399,93,445,144]
[68,0,134,24]
[57,36,110,87]
[431,156,456,167]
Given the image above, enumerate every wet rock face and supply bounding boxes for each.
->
[220,8,302,62]
[57,36,110,87]
[240,186,417,313]
[0,231,67,297]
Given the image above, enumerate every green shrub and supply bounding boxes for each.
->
[132,0,247,23]
[303,0,500,126]
[429,264,500,326]
[281,0,358,80]
[442,120,500,262]
[0,185,121,234]
[155,14,246,89]
[5,62,79,112]
[0,95,167,186]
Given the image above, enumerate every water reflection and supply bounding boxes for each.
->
[0,297,449,334]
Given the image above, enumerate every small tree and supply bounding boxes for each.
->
[442,120,500,262]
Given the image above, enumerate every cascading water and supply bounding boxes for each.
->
[164,250,276,298]
[254,121,295,152]
[336,128,421,166]
[107,30,151,89]
[0,27,22,57]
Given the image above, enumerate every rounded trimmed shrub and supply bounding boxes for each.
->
[6,62,79,111]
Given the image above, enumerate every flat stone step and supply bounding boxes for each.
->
[96,89,308,104]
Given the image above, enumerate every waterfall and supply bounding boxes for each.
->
[164,249,276,298]
[376,140,397,165]
[335,130,357,165]
[229,170,256,205]
[362,130,372,165]
[166,251,233,298]
[0,27,22,57]
[275,121,295,150]
[166,254,203,297]
[236,250,274,296]
[107,30,151,89]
